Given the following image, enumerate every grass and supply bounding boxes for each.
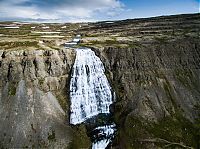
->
[154,36,169,43]
[119,112,199,149]
[0,41,38,49]
[147,113,198,148]
[84,34,100,37]
[80,39,142,49]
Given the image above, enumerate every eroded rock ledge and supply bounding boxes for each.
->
[91,37,200,149]
[0,49,91,148]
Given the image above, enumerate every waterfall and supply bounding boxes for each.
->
[69,47,115,149]
[69,48,113,125]
[91,124,116,149]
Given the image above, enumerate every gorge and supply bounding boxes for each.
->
[0,13,199,149]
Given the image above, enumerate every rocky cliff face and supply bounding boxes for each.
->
[84,13,200,148]
[0,49,91,148]
[93,37,200,148]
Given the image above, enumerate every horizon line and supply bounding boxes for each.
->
[0,12,199,24]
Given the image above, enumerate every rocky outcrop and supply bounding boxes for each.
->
[0,49,91,148]
[92,37,200,148]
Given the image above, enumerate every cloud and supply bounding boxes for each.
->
[0,0,123,22]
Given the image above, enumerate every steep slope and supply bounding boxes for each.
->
[83,13,200,149]
[92,37,200,148]
[0,49,91,148]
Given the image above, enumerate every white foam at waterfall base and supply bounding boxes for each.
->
[92,124,116,149]
[69,48,113,125]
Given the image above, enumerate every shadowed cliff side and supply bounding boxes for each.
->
[92,37,200,149]
[79,13,200,149]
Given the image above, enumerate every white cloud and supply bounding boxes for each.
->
[0,0,124,22]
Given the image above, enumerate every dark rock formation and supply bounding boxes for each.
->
[92,37,200,149]
[83,13,200,149]
[0,49,91,148]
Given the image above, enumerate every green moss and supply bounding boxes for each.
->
[194,103,200,148]
[175,69,200,92]
[175,69,193,89]
[48,130,56,142]
[8,83,17,96]
[154,36,168,43]
[116,116,150,149]
[82,39,120,47]
[56,93,68,112]
[0,142,5,149]
[162,80,177,110]
[38,78,44,85]
[127,42,142,48]
[67,125,91,149]
[84,34,100,37]
[120,114,198,149]
[125,116,148,139]
[147,114,197,148]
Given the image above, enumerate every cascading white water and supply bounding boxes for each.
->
[92,124,116,149]
[69,47,115,149]
[69,48,113,125]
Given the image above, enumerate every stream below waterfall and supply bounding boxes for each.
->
[67,36,116,149]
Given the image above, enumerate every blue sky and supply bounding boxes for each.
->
[0,0,199,22]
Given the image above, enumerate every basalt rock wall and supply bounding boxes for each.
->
[0,49,91,148]
[93,37,200,148]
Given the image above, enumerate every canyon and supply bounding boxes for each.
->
[0,13,199,148]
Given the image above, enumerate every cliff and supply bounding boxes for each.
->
[93,37,200,148]
[0,13,199,148]
[87,13,200,148]
[0,49,91,148]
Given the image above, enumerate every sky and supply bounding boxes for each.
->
[0,0,199,22]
